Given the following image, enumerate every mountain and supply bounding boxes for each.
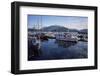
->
[80,29,88,32]
[42,25,69,32]
[79,29,88,34]
[28,28,37,32]
[28,25,87,33]
[69,29,79,32]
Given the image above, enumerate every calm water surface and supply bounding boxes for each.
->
[28,39,88,60]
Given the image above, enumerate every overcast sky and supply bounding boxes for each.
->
[28,15,88,30]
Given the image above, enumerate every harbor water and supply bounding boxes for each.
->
[28,39,88,61]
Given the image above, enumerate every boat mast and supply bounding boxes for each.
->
[38,16,40,40]
[37,16,42,39]
[41,16,42,34]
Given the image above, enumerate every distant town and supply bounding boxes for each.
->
[28,25,88,42]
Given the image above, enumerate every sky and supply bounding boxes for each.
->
[28,15,88,30]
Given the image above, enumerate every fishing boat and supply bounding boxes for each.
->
[28,16,43,58]
[55,32,78,42]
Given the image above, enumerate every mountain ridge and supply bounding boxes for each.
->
[28,25,87,33]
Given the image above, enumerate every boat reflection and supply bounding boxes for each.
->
[55,40,77,48]
[28,38,87,61]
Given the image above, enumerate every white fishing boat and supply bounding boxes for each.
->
[55,32,78,42]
